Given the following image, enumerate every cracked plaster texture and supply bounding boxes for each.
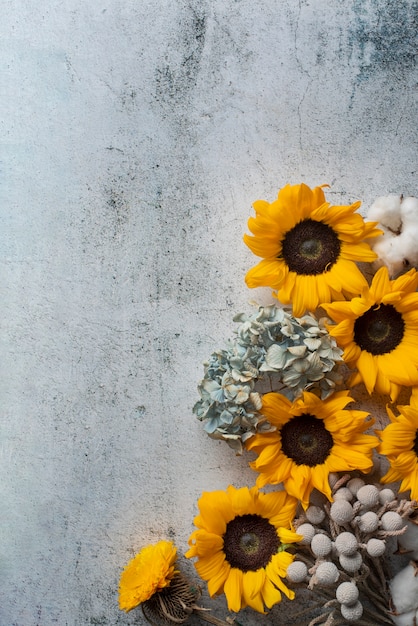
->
[1,0,417,624]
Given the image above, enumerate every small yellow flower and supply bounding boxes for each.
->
[323,266,418,401]
[186,485,300,614]
[246,390,378,509]
[119,540,177,612]
[244,183,381,316]
[379,393,418,501]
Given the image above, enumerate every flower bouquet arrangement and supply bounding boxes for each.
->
[119,184,418,625]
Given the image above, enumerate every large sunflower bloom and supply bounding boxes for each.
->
[246,390,377,509]
[119,540,178,611]
[244,183,381,316]
[323,266,418,401]
[185,485,300,614]
[379,393,418,501]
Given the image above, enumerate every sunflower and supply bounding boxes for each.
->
[246,390,377,509]
[379,393,418,501]
[243,183,381,316]
[119,540,178,612]
[322,266,418,401]
[185,485,300,614]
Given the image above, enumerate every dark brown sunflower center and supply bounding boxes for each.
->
[280,413,334,466]
[281,219,341,275]
[413,430,418,457]
[353,304,405,355]
[223,514,279,572]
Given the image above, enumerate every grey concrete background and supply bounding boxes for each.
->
[1,1,417,624]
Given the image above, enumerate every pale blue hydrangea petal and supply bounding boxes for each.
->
[194,303,343,452]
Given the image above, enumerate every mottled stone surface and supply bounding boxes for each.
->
[1,1,417,624]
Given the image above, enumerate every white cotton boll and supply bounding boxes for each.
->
[381,511,404,532]
[339,551,363,573]
[367,195,402,233]
[333,487,353,502]
[286,560,308,583]
[379,488,396,505]
[311,533,333,557]
[334,532,358,556]
[400,196,418,225]
[315,561,339,585]
[296,523,316,545]
[368,195,418,276]
[306,505,326,525]
[397,519,418,559]
[356,484,380,509]
[390,562,418,614]
[347,477,365,496]
[336,581,359,605]
[391,608,418,626]
[371,235,405,276]
[340,600,363,621]
[397,229,418,270]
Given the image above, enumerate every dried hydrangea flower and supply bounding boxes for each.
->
[193,304,343,452]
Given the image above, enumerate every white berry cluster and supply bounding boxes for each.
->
[286,474,417,625]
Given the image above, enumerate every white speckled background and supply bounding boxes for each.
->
[1,1,417,624]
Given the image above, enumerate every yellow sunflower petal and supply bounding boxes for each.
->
[260,491,298,528]
[261,577,282,609]
[244,183,375,310]
[277,527,303,544]
[340,241,377,262]
[391,268,418,293]
[196,490,234,534]
[195,550,226,582]
[248,391,377,506]
[206,559,230,597]
[242,569,266,613]
[185,530,224,556]
[266,555,295,599]
[119,540,177,611]
[187,484,299,613]
[224,568,244,612]
[331,258,369,297]
[243,233,281,257]
[245,258,286,289]
[356,351,378,394]
[228,484,256,515]
[260,392,293,423]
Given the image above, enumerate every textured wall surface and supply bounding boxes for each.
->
[1,1,417,624]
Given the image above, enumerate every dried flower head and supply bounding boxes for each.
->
[119,540,178,612]
[194,304,343,453]
[141,572,201,625]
